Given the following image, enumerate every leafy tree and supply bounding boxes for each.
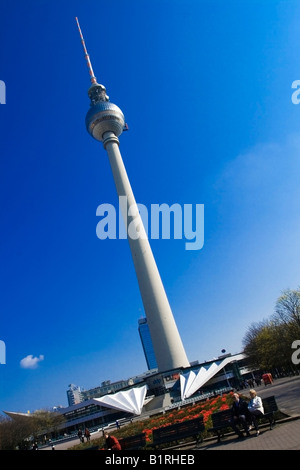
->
[0,414,34,450]
[242,286,300,374]
[30,409,65,440]
[0,410,65,450]
[242,320,268,369]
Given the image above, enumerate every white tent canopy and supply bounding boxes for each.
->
[180,363,218,400]
[180,353,245,400]
[94,385,148,415]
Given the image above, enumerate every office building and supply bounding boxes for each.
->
[138,317,158,370]
[67,384,84,406]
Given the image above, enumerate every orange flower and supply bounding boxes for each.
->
[219,404,229,410]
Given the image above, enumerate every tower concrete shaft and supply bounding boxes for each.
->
[102,131,190,372]
[76,17,189,372]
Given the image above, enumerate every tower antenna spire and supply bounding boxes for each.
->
[75,17,97,84]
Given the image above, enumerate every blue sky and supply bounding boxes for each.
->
[1,0,300,414]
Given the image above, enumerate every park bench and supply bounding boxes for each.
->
[207,395,279,442]
[119,433,147,450]
[151,416,205,449]
[207,408,232,443]
[255,395,278,429]
[84,433,146,450]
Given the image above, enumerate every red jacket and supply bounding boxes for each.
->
[106,435,121,450]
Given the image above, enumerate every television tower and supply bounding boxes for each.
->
[75,18,190,372]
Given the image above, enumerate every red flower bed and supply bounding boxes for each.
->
[69,391,235,449]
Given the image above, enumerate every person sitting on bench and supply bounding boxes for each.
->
[230,393,251,438]
[248,389,264,436]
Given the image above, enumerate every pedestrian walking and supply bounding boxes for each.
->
[78,428,84,443]
[84,428,91,442]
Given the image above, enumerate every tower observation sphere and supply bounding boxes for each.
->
[76,18,190,373]
[85,83,125,141]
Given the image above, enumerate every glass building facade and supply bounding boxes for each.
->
[138,317,158,370]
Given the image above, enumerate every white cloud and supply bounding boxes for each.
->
[20,354,44,369]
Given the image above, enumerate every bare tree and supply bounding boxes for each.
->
[273,287,300,328]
